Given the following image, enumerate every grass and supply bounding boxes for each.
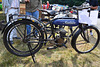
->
[0,12,100,67]
[0,32,100,67]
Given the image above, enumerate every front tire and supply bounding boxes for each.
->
[71,26,100,53]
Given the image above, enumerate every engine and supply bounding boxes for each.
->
[55,28,67,47]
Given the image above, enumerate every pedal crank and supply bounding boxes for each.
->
[62,44,67,48]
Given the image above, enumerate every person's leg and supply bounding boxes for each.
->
[26,12,32,16]
[32,10,39,19]
[26,12,32,35]
[6,14,9,23]
[90,29,93,36]
[7,9,16,41]
[13,10,19,38]
[32,10,39,35]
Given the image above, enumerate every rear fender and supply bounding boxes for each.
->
[1,14,44,34]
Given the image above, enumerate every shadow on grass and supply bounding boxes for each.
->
[45,58,67,67]
[71,52,100,67]
[44,52,100,67]
[38,42,72,58]
[90,52,100,58]
[71,53,93,67]
[71,53,79,67]
[0,51,18,66]
[0,49,100,67]
[97,42,100,50]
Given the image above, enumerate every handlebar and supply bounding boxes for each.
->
[60,7,90,12]
[73,7,90,10]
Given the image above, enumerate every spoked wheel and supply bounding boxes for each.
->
[71,26,100,53]
[3,20,44,57]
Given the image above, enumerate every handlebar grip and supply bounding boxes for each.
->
[59,8,72,12]
[74,7,90,10]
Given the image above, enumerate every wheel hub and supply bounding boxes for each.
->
[23,38,29,43]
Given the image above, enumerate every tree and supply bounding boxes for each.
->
[43,0,100,7]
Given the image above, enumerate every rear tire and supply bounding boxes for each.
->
[3,20,44,57]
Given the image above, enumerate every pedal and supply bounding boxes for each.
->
[47,46,57,50]
[62,44,67,48]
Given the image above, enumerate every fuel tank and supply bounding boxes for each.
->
[52,18,79,26]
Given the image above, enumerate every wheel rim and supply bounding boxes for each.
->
[75,28,99,53]
[6,22,43,56]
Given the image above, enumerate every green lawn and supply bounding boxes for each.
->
[0,12,100,67]
[0,30,100,67]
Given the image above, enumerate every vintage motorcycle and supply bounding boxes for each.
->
[2,7,100,62]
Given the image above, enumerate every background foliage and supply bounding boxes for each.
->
[42,0,100,7]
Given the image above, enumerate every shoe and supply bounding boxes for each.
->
[90,30,93,36]
[90,31,93,36]
[8,41,14,44]
[13,37,20,39]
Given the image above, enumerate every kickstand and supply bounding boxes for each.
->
[27,42,36,63]
[31,54,36,63]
